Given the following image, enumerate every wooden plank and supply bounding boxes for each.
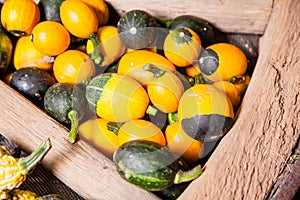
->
[0,81,159,199]
[178,0,300,199]
[105,0,273,34]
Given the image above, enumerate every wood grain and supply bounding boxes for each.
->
[0,81,158,199]
[105,0,273,34]
[178,0,300,199]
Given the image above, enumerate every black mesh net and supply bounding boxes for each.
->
[0,134,84,200]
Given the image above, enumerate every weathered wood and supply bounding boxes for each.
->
[178,0,300,199]
[0,81,158,199]
[105,0,273,34]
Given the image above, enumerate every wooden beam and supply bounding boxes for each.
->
[105,0,273,34]
[0,81,158,199]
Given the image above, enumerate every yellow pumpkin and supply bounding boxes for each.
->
[14,36,53,71]
[86,26,126,67]
[1,0,40,36]
[80,0,109,25]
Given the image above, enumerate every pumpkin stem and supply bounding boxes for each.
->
[143,63,165,78]
[18,138,52,175]
[146,105,158,116]
[229,75,245,84]
[88,33,102,65]
[106,122,124,135]
[194,74,206,84]
[68,110,79,143]
[173,164,202,184]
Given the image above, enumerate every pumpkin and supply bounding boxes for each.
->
[229,74,251,94]
[212,80,241,110]
[117,9,158,49]
[0,29,13,75]
[53,50,96,84]
[1,0,40,36]
[198,43,248,82]
[14,36,54,71]
[117,50,176,86]
[144,63,184,113]
[86,26,126,67]
[164,27,201,67]
[165,121,203,164]
[178,84,234,142]
[78,118,119,158]
[80,0,109,25]
[117,119,166,147]
[85,73,150,122]
[60,0,101,63]
[31,21,70,56]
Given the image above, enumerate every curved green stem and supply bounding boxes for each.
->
[106,122,124,135]
[174,164,202,184]
[143,63,165,78]
[68,110,79,144]
[89,32,103,65]
[18,138,52,175]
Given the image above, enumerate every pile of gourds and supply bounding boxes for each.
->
[0,0,252,197]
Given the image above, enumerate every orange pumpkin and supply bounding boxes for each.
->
[86,26,126,67]
[117,50,176,86]
[60,0,98,38]
[14,36,53,71]
[60,0,101,64]
[1,0,40,36]
[53,50,95,84]
[80,0,109,25]
[31,21,70,56]
[164,27,201,67]
[145,63,184,113]
[117,119,166,147]
[165,121,203,164]
[78,118,119,158]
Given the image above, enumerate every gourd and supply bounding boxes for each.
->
[0,138,51,199]
[117,9,158,50]
[31,21,70,56]
[1,0,40,36]
[9,189,63,200]
[53,49,95,84]
[44,83,87,143]
[117,50,176,86]
[80,0,110,25]
[169,15,227,47]
[9,68,56,107]
[0,29,13,75]
[86,26,126,67]
[144,63,184,113]
[117,119,166,147]
[113,140,202,191]
[164,27,201,67]
[85,73,149,122]
[13,36,54,71]
[165,121,203,164]
[40,0,64,22]
[178,84,234,144]
[78,118,119,158]
[198,43,248,82]
[60,0,101,64]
